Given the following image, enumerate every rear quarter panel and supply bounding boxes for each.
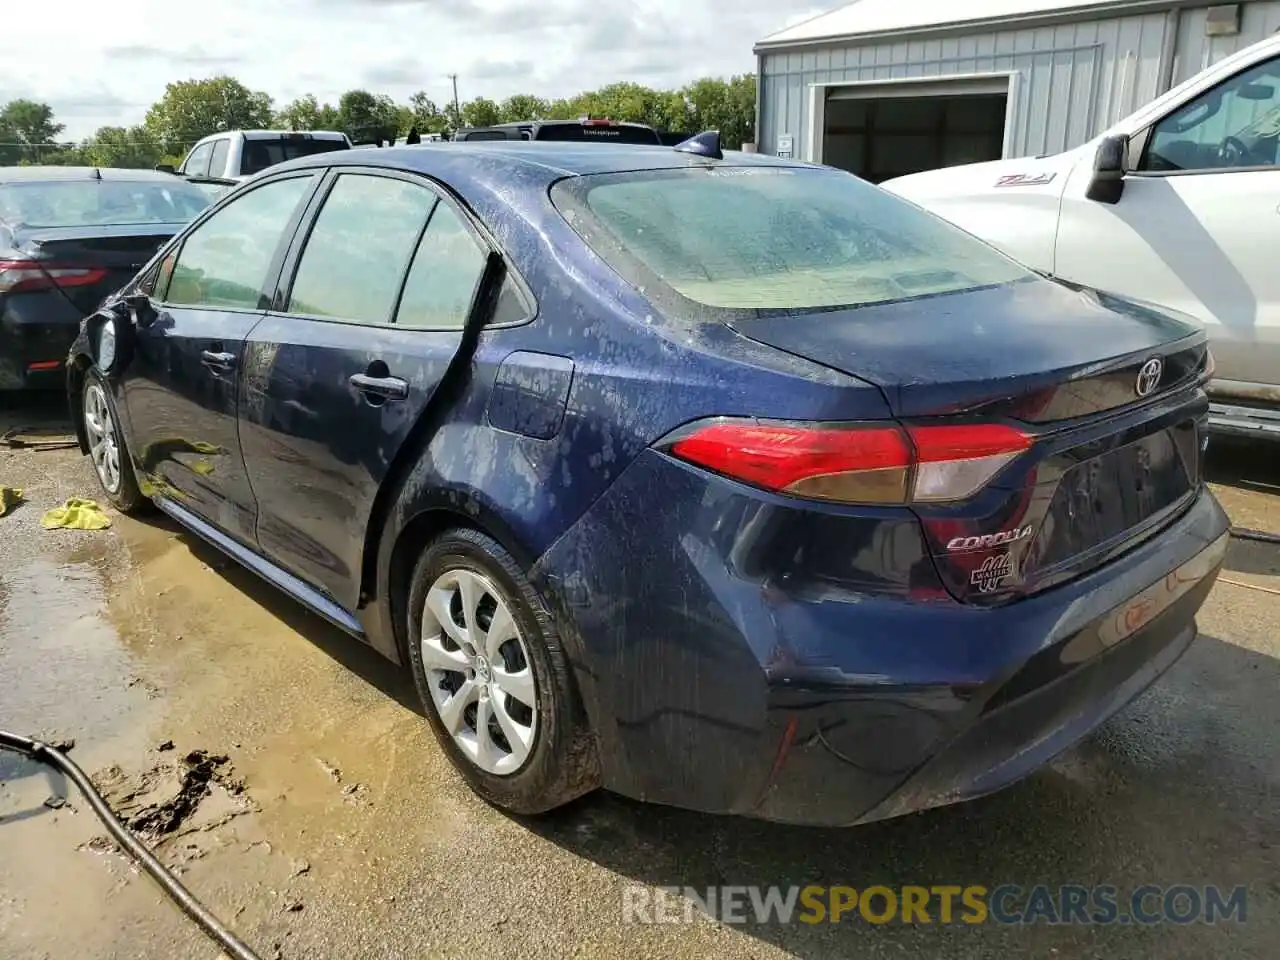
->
[365,157,894,658]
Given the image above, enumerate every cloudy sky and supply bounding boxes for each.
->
[3,0,831,140]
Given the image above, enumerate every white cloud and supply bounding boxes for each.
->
[3,0,824,139]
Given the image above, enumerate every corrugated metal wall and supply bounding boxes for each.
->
[758,0,1280,161]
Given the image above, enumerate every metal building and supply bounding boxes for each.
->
[755,0,1280,181]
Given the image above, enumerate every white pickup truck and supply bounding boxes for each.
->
[884,33,1280,441]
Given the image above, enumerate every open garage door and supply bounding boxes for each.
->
[816,77,1011,183]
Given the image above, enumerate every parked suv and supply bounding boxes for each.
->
[454,117,662,144]
[884,32,1280,442]
[170,130,352,182]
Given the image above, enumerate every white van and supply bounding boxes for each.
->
[172,130,351,182]
[884,33,1280,440]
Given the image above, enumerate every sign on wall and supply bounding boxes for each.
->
[776,134,794,159]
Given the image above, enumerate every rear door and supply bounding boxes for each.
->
[1055,50,1280,392]
[122,172,320,543]
[238,169,505,608]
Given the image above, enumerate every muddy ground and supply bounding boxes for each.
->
[1,394,1277,960]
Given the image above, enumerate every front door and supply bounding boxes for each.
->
[238,170,497,608]
[122,173,319,542]
[1056,51,1280,390]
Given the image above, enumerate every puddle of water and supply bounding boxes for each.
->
[0,558,152,797]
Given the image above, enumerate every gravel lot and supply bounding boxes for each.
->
[1,394,1277,960]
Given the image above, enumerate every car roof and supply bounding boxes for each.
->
[280,141,810,181]
[480,119,655,130]
[0,166,192,183]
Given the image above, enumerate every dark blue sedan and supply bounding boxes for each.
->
[67,139,1229,825]
[1,167,222,390]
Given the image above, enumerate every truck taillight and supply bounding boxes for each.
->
[0,259,108,294]
[666,419,1031,505]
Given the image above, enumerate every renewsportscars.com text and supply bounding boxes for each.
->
[621,884,1248,926]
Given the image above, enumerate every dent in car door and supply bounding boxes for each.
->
[1055,53,1280,387]
[238,170,505,608]
[122,173,319,542]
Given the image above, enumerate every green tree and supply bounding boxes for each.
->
[143,76,274,156]
[79,125,165,169]
[336,89,400,143]
[499,94,549,123]
[407,91,447,136]
[276,94,340,132]
[0,99,65,164]
[459,97,502,129]
[682,74,756,149]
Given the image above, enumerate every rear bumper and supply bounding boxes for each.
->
[0,294,84,390]
[1208,400,1280,440]
[535,451,1229,826]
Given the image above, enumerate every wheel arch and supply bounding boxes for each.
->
[378,496,540,666]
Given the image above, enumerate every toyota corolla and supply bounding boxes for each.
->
[67,138,1228,825]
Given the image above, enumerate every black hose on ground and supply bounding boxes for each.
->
[0,730,264,960]
[1230,526,1280,546]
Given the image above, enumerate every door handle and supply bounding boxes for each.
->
[200,350,236,371]
[349,372,409,402]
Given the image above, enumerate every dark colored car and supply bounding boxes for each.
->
[67,140,1228,826]
[454,117,662,144]
[1,167,225,390]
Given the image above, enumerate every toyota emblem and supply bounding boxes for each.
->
[1135,357,1163,397]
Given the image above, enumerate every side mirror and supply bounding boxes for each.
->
[123,290,156,327]
[1238,82,1274,101]
[1086,134,1129,204]
[154,163,176,174]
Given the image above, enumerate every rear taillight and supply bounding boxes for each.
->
[0,259,108,294]
[667,419,1032,505]
[1199,349,1215,385]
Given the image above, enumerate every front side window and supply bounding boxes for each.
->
[1144,56,1280,172]
[287,173,435,323]
[165,175,314,310]
[553,167,1031,314]
[182,142,213,176]
[395,202,489,329]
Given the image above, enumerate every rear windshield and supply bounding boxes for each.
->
[0,179,214,229]
[552,166,1032,315]
[242,138,348,176]
[535,123,661,145]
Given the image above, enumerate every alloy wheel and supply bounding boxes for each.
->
[420,568,538,775]
[83,382,121,494]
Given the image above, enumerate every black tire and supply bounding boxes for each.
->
[80,367,148,515]
[406,527,600,815]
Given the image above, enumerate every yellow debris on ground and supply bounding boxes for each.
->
[40,498,111,530]
[0,486,23,517]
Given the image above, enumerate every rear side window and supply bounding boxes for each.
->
[166,175,314,310]
[208,139,230,177]
[553,167,1031,314]
[242,137,349,176]
[287,173,435,323]
[395,204,488,329]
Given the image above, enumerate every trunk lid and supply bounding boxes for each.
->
[16,223,180,314]
[731,278,1211,604]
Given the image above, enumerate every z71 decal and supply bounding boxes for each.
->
[994,172,1058,188]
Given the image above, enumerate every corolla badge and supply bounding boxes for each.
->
[946,525,1034,552]
[971,554,1014,593]
[1135,357,1163,397]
